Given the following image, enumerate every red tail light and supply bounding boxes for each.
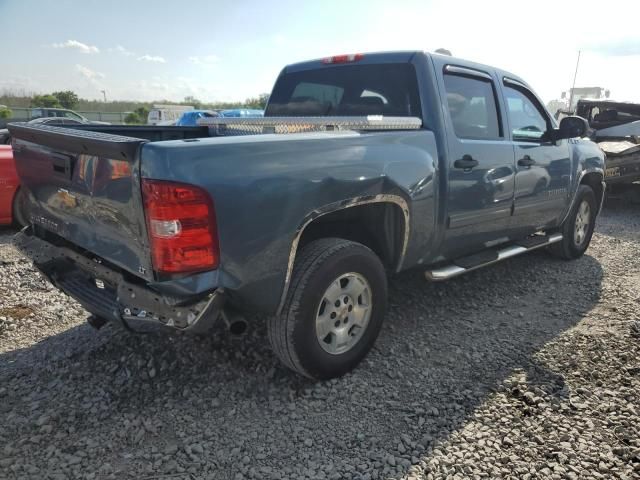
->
[321,53,364,64]
[142,179,219,274]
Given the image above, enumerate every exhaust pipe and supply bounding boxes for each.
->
[87,315,108,330]
[221,309,248,337]
[229,319,248,336]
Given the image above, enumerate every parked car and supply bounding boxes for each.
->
[9,51,605,379]
[175,110,219,126]
[219,109,264,118]
[0,145,28,226]
[0,116,85,145]
[30,108,110,125]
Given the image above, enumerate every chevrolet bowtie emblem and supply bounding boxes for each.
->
[56,188,78,208]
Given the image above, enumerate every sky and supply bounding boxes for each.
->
[1,0,640,105]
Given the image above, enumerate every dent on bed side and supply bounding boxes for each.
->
[274,192,410,315]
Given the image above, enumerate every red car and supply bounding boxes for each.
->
[0,145,27,226]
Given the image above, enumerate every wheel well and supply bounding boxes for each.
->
[581,172,604,208]
[297,202,406,271]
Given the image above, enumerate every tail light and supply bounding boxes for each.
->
[142,179,219,274]
[321,53,364,64]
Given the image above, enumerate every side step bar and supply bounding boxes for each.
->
[425,233,563,281]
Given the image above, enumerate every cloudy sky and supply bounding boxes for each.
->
[1,0,639,104]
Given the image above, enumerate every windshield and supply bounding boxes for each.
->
[266,63,422,117]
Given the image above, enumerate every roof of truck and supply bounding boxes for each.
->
[282,50,529,88]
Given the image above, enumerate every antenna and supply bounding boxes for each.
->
[567,50,581,112]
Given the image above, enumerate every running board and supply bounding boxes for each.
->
[425,233,563,281]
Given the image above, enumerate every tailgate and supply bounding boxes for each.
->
[8,123,154,281]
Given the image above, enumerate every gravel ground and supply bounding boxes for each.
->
[0,200,639,480]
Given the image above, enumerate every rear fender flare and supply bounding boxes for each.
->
[276,194,410,314]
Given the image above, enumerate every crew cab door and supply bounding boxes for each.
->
[437,65,516,256]
[501,79,571,230]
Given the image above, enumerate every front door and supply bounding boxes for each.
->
[502,80,571,231]
[440,66,516,257]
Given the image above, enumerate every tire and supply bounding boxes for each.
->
[268,238,388,380]
[549,184,597,259]
[12,188,29,228]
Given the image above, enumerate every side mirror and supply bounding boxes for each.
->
[554,116,589,140]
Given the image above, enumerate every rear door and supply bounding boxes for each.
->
[9,123,154,280]
[436,64,516,256]
[501,79,571,230]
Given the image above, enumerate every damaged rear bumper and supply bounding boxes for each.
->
[13,228,225,333]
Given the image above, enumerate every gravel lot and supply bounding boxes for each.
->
[1,200,639,480]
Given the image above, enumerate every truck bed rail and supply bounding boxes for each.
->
[198,116,423,135]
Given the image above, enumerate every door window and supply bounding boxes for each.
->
[443,74,501,140]
[63,111,84,121]
[504,86,549,141]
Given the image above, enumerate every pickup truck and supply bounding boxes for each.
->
[8,51,606,380]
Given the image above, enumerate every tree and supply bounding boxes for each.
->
[31,94,62,108]
[135,106,149,122]
[0,107,11,119]
[243,93,270,109]
[124,107,150,125]
[52,91,79,110]
[124,112,142,124]
[183,96,201,108]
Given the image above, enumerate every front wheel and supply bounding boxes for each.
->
[268,238,388,380]
[549,184,597,259]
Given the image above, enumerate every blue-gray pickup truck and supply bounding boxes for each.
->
[8,51,605,379]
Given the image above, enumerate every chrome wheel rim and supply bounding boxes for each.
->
[315,272,372,355]
[574,200,591,246]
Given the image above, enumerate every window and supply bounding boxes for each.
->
[504,86,549,141]
[63,111,84,121]
[31,108,43,119]
[443,74,501,140]
[266,63,422,117]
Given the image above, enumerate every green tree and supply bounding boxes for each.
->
[124,107,150,124]
[183,96,201,108]
[135,106,149,123]
[31,94,62,108]
[243,93,269,109]
[0,107,11,119]
[124,112,142,124]
[52,90,79,110]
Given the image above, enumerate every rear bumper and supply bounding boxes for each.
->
[604,155,640,185]
[13,228,225,333]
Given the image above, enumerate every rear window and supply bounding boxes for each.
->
[266,63,422,117]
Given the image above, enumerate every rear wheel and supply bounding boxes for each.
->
[268,238,387,380]
[549,185,596,259]
[12,188,29,228]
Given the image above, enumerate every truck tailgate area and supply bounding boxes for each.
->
[8,123,154,281]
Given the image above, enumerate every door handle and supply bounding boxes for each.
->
[454,155,479,170]
[518,155,536,167]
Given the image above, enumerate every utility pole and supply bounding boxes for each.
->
[100,90,107,102]
[567,51,581,113]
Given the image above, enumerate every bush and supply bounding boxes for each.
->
[0,107,12,119]
[124,112,142,124]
